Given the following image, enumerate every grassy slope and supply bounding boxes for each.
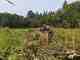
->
[52,28,80,49]
[0,28,80,60]
[0,28,28,48]
[0,28,80,49]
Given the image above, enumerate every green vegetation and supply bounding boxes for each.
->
[0,0,80,60]
[0,28,79,60]
[51,28,80,49]
[0,1,80,28]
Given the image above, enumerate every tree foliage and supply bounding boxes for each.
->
[0,1,80,28]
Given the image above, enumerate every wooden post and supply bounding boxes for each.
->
[24,32,33,48]
[72,36,75,50]
[39,24,50,48]
[40,31,49,48]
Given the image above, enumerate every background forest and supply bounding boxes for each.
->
[0,1,80,28]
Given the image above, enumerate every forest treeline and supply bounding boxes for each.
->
[0,1,80,28]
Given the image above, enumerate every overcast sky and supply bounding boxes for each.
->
[0,0,79,16]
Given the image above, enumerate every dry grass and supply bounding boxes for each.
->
[0,28,80,60]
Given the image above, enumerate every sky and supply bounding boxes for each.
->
[0,0,79,16]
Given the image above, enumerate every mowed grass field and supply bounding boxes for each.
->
[0,28,80,49]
